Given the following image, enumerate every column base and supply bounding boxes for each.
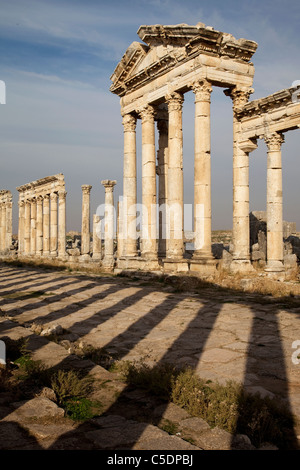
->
[265,260,285,273]
[230,259,254,273]
[117,256,161,272]
[189,257,217,275]
[92,253,102,261]
[163,258,189,273]
[192,249,214,261]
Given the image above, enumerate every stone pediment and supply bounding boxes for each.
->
[110,23,257,97]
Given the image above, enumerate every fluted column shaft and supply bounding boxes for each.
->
[36,196,43,256]
[102,180,116,266]
[50,193,58,256]
[265,132,284,270]
[122,113,137,257]
[157,118,169,258]
[166,92,184,259]
[5,198,12,250]
[81,185,92,257]
[140,105,157,259]
[192,80,213,258]
[43,195,50,255]
[58,190,67,257]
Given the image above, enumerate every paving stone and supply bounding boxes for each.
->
[8,397,65,420]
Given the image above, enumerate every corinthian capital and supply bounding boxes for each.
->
[139,104,155,123]
[165,91,184,112]
[224,86,254,110]
[192,79,212,102]
[122,113,137,132]
[81,185,92,195]
[265,132,284,151]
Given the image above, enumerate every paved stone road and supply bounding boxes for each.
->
[0,264,299,449]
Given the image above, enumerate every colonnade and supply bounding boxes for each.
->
[17,176,67,258]
[119,79,234,268]
[118,81,291,274]
[0,190,12,252]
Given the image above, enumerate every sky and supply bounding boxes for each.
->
[0,0,299,233]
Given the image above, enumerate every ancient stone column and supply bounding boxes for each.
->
[18,199,25,255]
[140,105,157,259]
[36,195,43,256]
[157,117,169,258]
[30,198,37,255]
[3,193,12,251]
[81,185,92,258]
[101,180,116,267]
[116,200,123,259]
[43,194,50,256]
[192,80,213,259]
[225,86,254,269]
[58,190,67,258]
[265,132,285,272]
[165,92,184,259]
[235,138,257,262]
[24,200,31,255]
[122,113,137,257]
[50,192,58,256]
[92,214,102,260]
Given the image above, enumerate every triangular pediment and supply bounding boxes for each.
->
[110,23,258,97]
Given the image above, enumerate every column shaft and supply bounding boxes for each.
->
[18,200,25,255]
[101,180,116,266]
[58,190,67,257]
[140,105,157,259]
[157,119,169,258]
[224,86,254,266]
[166,92,184,259]
[24,200,31,254]
[265,133,284,270]
[36,196,43,256]
[50,193,58,256]
[92,214,102,260]
[193,80,213,259]
[122,113,137,257]
[43,195,50,255]
[30,198,37,255]
[81,185,92,257]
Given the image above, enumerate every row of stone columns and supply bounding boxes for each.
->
[0,191,13,252]
[120,82,286,273]
[18,191,67,258]
[120,80,215,263]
